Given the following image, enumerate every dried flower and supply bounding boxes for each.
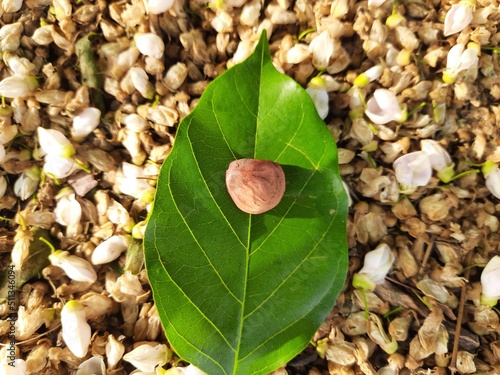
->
[365,89,407,125]
[420,140,454,183]
[4,52,36,77]
[146,0,175,14]
[442,43,479,84]
[393,151,433,193]
[91,235,130,265]
[0,175,7,198]
[49,250,97,283]
[130,67,155,99]
[306,77,329,120]
[482,160,500,199]
[309,31,335,70]
[2,0,23,13]
[123,344,169,372]
[61,300,92,358]
[37,127,75,159]
[134,33,165,60]
[72,107,101,142]
[443,0,475,37]
[11,228,32,269]
[367,314,398,354]
[75,357,106,375]
[352,243,395,291]
[480,255,500,306]
[0,122,18,145]
[13,166,40,200]
[0,76,38,98]
[106,335,125,370]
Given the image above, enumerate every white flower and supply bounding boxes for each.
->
[480,255,500,306]
[0,76,38,98]
[146,0,175,14]
[37,127,75,158]
[368,0,388,6]
[54,193,82,227]
[0,175,7,198]
[76,357,106,375]
[365,89,407,125]
[309,31,335,70]
[348,86,364,117]
[393,151,433,193]
[442,43,479,84]
[483,160,500,199]
[0,359,26,375]
[123,344,169,372]
[130,67,155,99]
[49,250,97,283]
[72,107,101,142]
[61,300,92,358]
[91,235,130,265]
[353,64,384,87]
[43,154,78,179]
[306,77,329,120]
[108,199,134,230]
[124,113,149,132]
[420,139,454,183]
[13,166,40,200]
[444,0,475,37]
[352,243,395,291]
[134,33,165,60]
[115,162,155,201]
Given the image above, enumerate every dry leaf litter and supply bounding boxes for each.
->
[0,0,500,374]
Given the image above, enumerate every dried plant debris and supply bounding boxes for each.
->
[0,0,500,374]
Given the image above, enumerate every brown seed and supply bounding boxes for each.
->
[225,158,286,214]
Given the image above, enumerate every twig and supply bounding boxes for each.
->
[449,250,473,374]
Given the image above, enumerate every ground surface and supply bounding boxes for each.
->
[1,0,500,374]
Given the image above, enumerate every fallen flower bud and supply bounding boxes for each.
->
[393,151,432,193]
[482,160,500,199]
[37,127,75,159]
[72,107,101,142]
[123,344,170,372]
[442,43,479,84]
[352,243,395,291]
[306,77,329,120]
[146,0,175,14]
[480,255,500,306]
[134,33,165,60]
[61,300,92,358]
[420,140,454,183]
[49,250,97,283]
[443,0,475,37]
[365,89,407,125]
[13,166,40,200]
[91,235,131,265]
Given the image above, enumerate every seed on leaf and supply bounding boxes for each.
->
[225,158,286,215]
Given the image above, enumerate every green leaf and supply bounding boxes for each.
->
[144,32,348,375]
